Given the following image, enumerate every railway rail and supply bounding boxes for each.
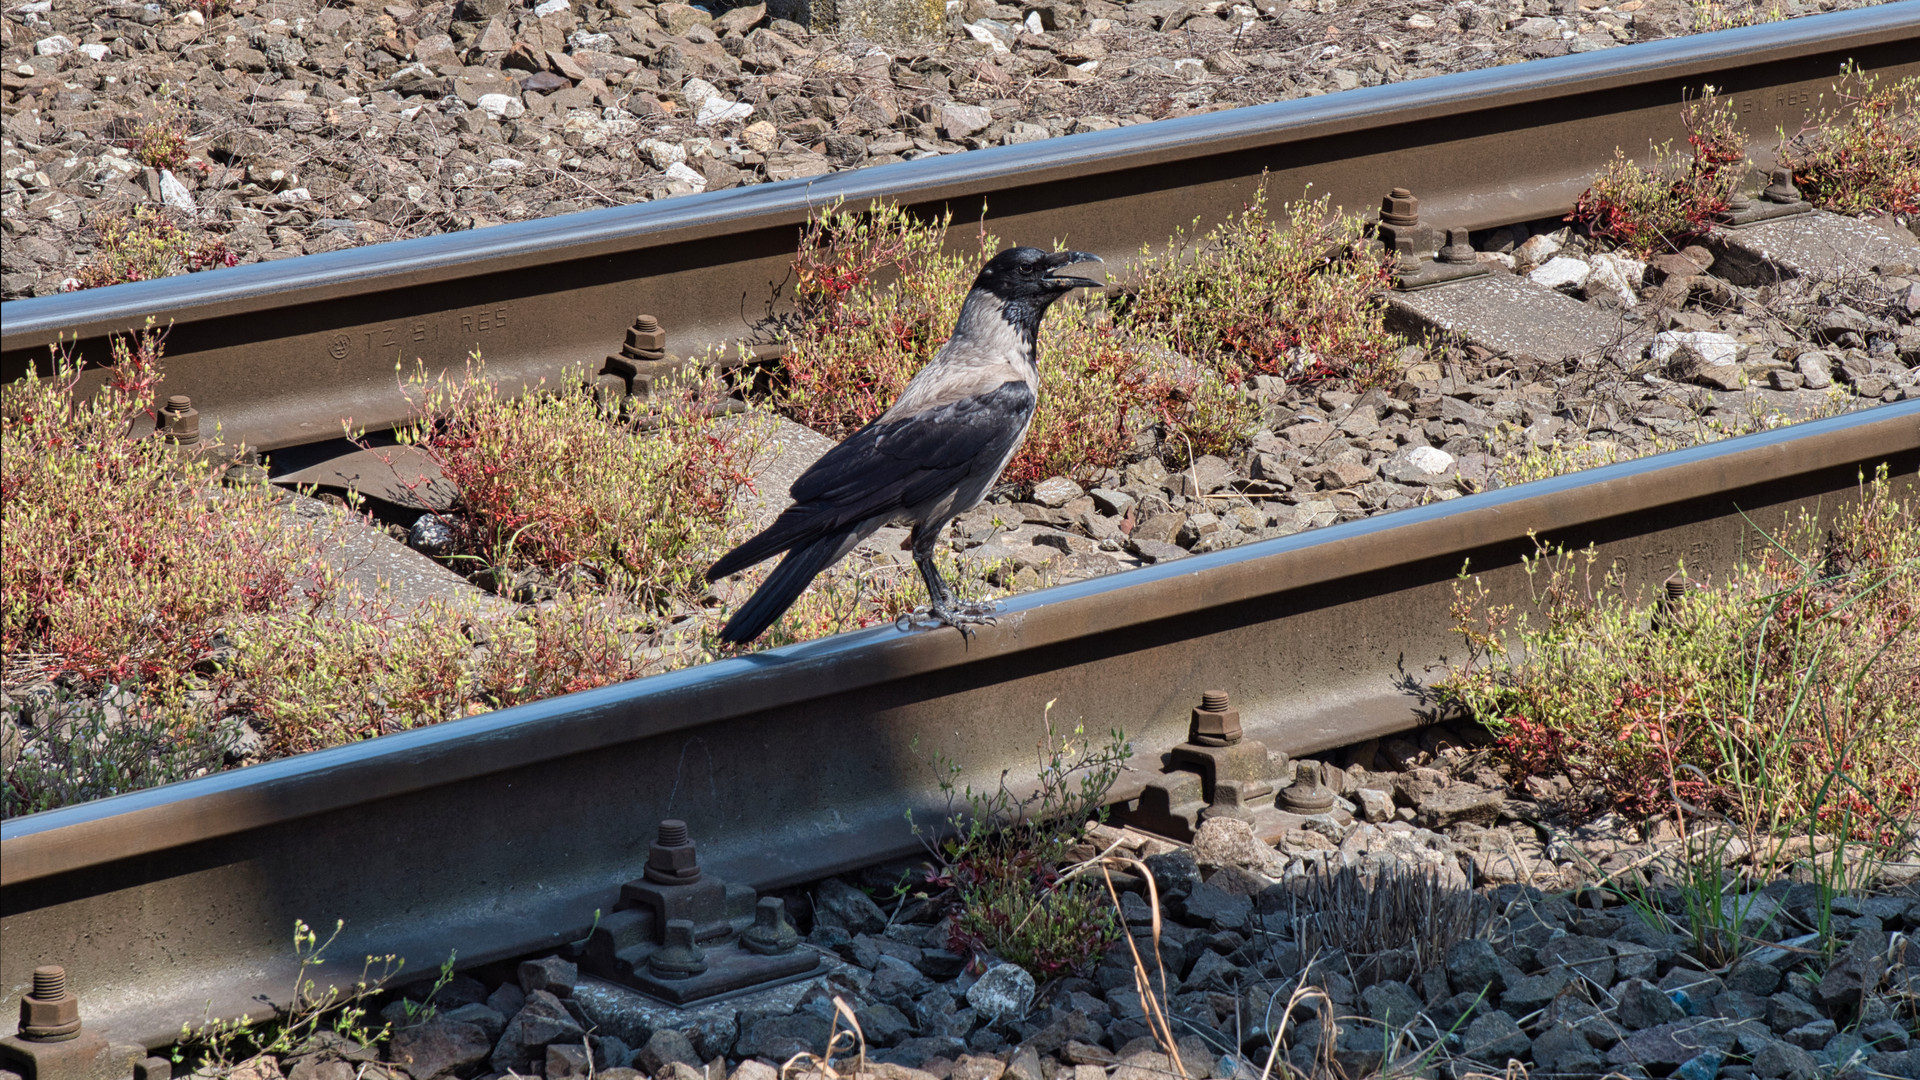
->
[3,4,1920,1056]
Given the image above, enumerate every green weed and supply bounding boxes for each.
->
[72,207,236,290]
[1569,88,1747,256]
[1778,62,1919,217]
[908,705,1132,979]
[393,358,764,610]
[1123,184,1404,390]
[1436,467,1918,856]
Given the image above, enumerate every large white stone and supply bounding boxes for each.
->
[475,92,524,119]
[157,169,196,215]
[1529,255,1591,291]
[1650,330,1744,369]
[695,97,753,126]
[1587,251,1645,307]
[662,161,707,192]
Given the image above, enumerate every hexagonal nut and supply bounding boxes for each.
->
[21,993,80,1032]
[648,842,698,872]
[627,327,667,352]
[1380,191,1418,222]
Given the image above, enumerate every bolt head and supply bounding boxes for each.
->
[626,327,667,353]
[1380,190,1419,224]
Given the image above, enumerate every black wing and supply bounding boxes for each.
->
[707,380,1036,581]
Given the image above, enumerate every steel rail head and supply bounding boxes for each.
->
[2,4,1915,351]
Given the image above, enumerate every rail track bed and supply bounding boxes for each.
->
[3,8,1919,1080]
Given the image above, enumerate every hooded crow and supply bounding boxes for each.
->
[706,246,1105,644]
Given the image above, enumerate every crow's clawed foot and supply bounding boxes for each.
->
[896,599,1000,639]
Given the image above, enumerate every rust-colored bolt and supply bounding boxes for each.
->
[1438,227,1476,265]
[157,395,200,446]
[19,965,82,1042]
[622,314,667,359]
[1379,187,1419,227]
[1762,168,1802,204]
[647,919,708,978]
[1725,188,1752,212]
[1190,689,1242,747]
[1278,761,1334,813]
[740,897,800,956]
[645,819,700,885]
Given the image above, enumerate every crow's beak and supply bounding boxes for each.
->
[1043,250,1105,290]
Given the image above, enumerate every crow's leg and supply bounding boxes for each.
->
[906,522,997,636]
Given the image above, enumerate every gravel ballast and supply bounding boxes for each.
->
[235,741,1919,1080]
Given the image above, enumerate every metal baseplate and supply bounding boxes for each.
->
[568,821,821,1006]
[1109,691,1355,845]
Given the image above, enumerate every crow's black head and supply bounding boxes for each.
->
[972,247,1105,305]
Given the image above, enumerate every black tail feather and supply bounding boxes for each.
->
[717,531,854,644]
[706,504,824,583]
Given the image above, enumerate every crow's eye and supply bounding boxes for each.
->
[1021,264,1037,276]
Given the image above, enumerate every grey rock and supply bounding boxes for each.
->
[545,1043,591,1079]
[519,956,576,997]
[966,963,1036,1021]
[814,877,887,934]
[1031,477,1084,508]
[1766,992,1822,1034]
[870,954,933,1003]
[440,1003,506,1041]
[1617,979,1686,1029]
[1416,784,1504,828]
[1360,981,1423,1027]
[1607,1018,1749,1070]
[854,1002,913,1047]
[485,983,525,1020]
[1501,968,1573,1013]
[1180,882,1251,933]
[1783,1018,1836,1050]
[1532,1021,1607,1076]
[1540,935,1616,989]
[1815,929,1888,1011]
[633,1029,700,1074]
[939,104,992,140]
[491,990,586,1073]
[1751,1039,1819,1080]
[390,1018,492,1080]
[1447,940,1509,997]
[1796,351,1835,390]
[1142,850,1200,899]
[409,514,457,557]
[1129,538,1188,564]
[1462,1010,1531,1063]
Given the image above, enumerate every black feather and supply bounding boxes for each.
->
[705,381,1035,583]
[716,532,852,644]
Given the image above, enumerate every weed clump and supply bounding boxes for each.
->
[777,201,1258,491]
[394,359,762,609]
[127,92,193,172]
[1778,63,1919,218]
[1436,466,1918,853]
[1569,89,1747,256]
[1,325,328,694]
[1124,186,1404,390]
[779,203,985,440]
[72,207,237,291]
[909,708,1131,979]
